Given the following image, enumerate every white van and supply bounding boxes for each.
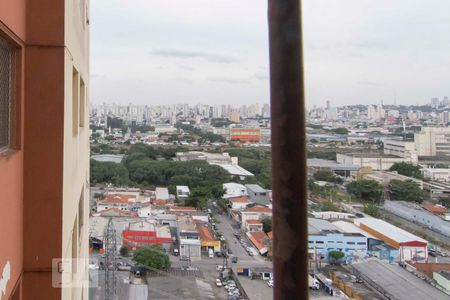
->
[208,248,214,258]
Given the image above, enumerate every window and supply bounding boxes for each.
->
[357,242,366,245]
[79,78,86,127]
[315,241,324,244]
[72,217,78,276]
[347,242,355,245]
[72,68,79,135]
[0,37,11,150]
[78,188,84,239]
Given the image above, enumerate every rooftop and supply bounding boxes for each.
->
[170,206,197,211]
[308,218,340,234]
[247,231,269,252]
[355,217,428,245]
[353,260,448,300]
[245,184,266,193]
[246,219,263,224]
[228,195,250,203]
[198,226,216,242]
[211,163,254,177]
[243,206,272,213]
[307,158,359,171]
[332,220,379,239]
[102,194,137,204]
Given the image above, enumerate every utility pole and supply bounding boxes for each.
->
[104,218,117,300]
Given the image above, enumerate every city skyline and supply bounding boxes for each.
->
[91,0,450,107]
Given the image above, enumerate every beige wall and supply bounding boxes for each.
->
[62,0,90,299]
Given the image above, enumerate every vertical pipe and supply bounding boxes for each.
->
[268,0,308,299]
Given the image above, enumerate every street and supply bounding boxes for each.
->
[214,214,274,300]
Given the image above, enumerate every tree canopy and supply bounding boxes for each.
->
[328,251,345,264]
[133,246,171,271]
[389,179,423,203]
[313,169,343,184]
[389,162,423,179]
[363,203,380,217]
[90,160,129,186]
[262,217,272,233]
[347,180,382,202]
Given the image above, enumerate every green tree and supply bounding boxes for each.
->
[389,162,423,179]
[313,169,342,183]
[307,150,337,161]
[107,116,124,129]
[330,127,349,135]
[120,246,129,256]
[90,160,129,186]
[363,203,380,217]
[347,180,382,202]
[389,179,423,203]
[133,246,171,271]
[262,218,272,233]
[329,251,345,264]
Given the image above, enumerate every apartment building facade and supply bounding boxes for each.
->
[0,1,89,299]
[415,127,450,156]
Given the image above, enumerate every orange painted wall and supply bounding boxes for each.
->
[0,0,26,40]
[359,223,401,248]
[1,0,66,298]
[0,5,26,299]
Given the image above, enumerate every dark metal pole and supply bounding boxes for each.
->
[268,0,308,299]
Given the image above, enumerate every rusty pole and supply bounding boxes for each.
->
[268,0,308,299]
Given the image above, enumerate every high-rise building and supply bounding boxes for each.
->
[415,127,450,156]
[442,96,450,107]
[228,111,240,123]
[0,1,89,299]
[442,111,450,125]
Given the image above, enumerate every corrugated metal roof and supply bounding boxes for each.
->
[211,163,254,176]
[332,220,379,240]
[308,218,340,234]
[354,217,427,244]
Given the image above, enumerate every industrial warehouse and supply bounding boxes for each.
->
[354,218,428,262]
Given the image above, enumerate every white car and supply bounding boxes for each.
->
[215,279,223,287]
[216,265,224,271]
[268,279,274,287]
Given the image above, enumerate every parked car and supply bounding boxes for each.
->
[215,251,223,257]
[228,249,233,254]
[215,279,223,287]
[268,279,274,287]
[180,255,190,261]
[216,265,224,271]
[232,256,238,263]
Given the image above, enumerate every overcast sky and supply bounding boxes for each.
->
[91,0,450,107]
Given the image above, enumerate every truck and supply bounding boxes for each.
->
[308,275,320,290]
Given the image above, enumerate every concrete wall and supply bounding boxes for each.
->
[412,262,450,277]
[308,233,367,258]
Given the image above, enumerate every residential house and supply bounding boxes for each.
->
[223,182,247,197]
[239,206,272,230]
[96,194,137,212]
[247,231,270,255]
[228,195,250,210]
[245,219,263,232]
[177,215,201,259]
[245,184,271,205]
[198,225,221,253]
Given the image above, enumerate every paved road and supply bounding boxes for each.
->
[215,214,274,300]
